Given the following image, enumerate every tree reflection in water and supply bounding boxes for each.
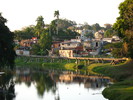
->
[33,72,57,96]
[0,72,15,100]
[15,69,57,97]
[15,69,112,100]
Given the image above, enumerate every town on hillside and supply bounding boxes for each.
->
[15,23,120,58]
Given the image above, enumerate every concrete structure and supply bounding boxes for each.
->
[112,35,120,41]
[82,39,102,55]
[60,41,81,50]
[102,38,113,43]
[59,50,73,57]
[16,50,30,55]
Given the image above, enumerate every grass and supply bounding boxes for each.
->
[64,63,76,70]
[102,80,133,100]
[15,57,86,71]
[92,60,133,81]
[88,59,133,100]
[87,63,104,75]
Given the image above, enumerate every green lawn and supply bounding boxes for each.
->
[88,59,133,100]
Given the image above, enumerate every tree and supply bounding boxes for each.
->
[104,28,116,38]
[54,10,60,35]
[113,0,133,58]
[84,31,94,38]
[51,19,76,30]
[35,16,45,38]
[83,22,92,30]
[103,42,126,58]
[14,25,35,40]
[31,30,52,55]
[54,10,59,19]
[50,19,78,40]
[0,13,16,69]
[92,23,101,32]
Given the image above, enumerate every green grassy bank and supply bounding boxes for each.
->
[15,57,86,71]
[89,60,133,100]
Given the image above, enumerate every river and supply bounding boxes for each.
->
[0,69,112,100]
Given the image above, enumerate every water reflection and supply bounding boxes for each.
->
[1,69,112,100]
[0,72,15,100]
[15,69,57,97]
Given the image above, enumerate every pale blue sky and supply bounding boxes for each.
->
[0,0,124,31]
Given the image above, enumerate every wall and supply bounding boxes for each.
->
[59,50,73,57]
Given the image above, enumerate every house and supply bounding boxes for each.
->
[51,41,62,56]
[82,39,103,55]
[16,38,38,55]
[102,36,120,43]
[59,38,84,57]
[112,36,120,41]
[60,40,81,50]
[102,38,113,43]
[59,50,73,57]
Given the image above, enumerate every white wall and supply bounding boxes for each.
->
[16,50,30,55]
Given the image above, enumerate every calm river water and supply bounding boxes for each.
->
[0,69,111,100]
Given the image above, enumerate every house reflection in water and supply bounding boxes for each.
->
[58,71,111,89]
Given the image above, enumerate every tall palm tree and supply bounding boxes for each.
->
[54,10,60,35]
[35,16,45,38]
[54,10,59,19]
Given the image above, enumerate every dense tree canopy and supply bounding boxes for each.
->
[50,19,78,40]
[14,25,35,40]
[113,0,133,58]
[92,23,102,32]
[0,13,16,69]
[104,28,116,38]
[31,31,52,55]
[82,22,92,30]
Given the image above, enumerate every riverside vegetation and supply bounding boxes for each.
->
[15,57,133,100]
[89,59,133,100]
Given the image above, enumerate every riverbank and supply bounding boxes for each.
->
[15,58,133,100]
[89,59,133,100]
[15,58,86,71]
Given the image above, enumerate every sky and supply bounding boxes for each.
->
[0,0,124,31]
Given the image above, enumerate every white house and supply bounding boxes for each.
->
[102,38,113,43]
[60,41,81,50]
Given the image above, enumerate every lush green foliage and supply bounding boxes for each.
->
[103,42,127,58]
[31,32,52,55]
[14,26,35,40]
[113,0,133,58]
[50,19,78,40]
[92,23,102,32]
[93,60,133,81]
[103,80,133,100]
[31,16,52,55]
[35,16,45,38]
[84,31,94,38]
[104,28,115,38]
[88,59,133,100]
[0,13,16,69]
[82,22,93,30]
